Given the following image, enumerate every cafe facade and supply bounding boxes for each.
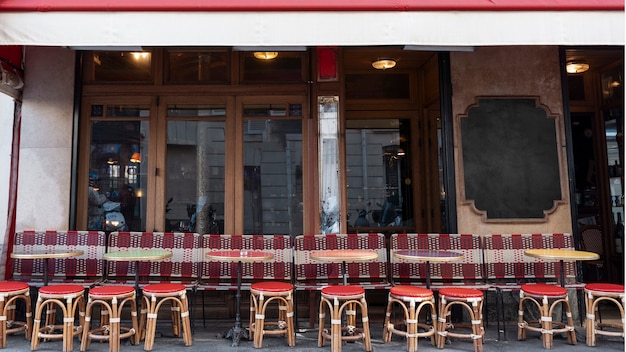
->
[0,1,624,284]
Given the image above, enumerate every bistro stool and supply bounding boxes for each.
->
[140,283,192,351]
[382,286,436,352]
[517,283,576,349]
[80,285,138,352]
[437,287,484,352]
[249,281,295,348]
[31,284,85,352]
[318,285,371,352]
[0,281,32,348]
[584,283,625,346]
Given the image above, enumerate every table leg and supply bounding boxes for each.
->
[559,260,565,287]
[223,260,248,347]
[43,258,50,286]
[425,261,433,326]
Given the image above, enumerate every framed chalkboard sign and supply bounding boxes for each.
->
[459,97,563,221]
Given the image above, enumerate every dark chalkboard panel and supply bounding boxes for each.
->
[461,98,562,219]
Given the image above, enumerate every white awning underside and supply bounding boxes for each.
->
[0,11,623,47]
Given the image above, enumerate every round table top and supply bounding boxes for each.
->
[10,249,84,259]
[524,248,600,261]
[206,250,274,262]
[394,249,464,263]
[310,249,378,262]
[103,249,172,261]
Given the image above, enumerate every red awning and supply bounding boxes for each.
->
[0,0,622,12]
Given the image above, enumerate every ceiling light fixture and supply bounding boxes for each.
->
[566,60,590,74]
[372,58,397,70]
[130,152,141,163]
[253,52,279,60]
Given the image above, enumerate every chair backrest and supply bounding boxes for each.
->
[293,233,388,284]
[482,233,577,282]
[389,233,483,284]
[200,234,293,282]
[106,231,201,280]
[580,225,603,256]
[12,230,106,281]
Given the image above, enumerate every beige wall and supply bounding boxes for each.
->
[451,46,572,235]
[16,46,75,231]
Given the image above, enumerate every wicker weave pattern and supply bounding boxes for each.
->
[293,233,389,289]
[389,233,484,284]
[483,233,577,282]
[106,231,200,285]
[198,234,293,289]
[12,230,105,285]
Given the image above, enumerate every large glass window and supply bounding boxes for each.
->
[89,114,149,231]
[345,119,413,232]
[165,104,226,234]
[243,104,303,234]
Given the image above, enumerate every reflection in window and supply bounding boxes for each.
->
[243,119,303,234]
[166,50,230,83]
[346,119,413,231]
[165,120,226,234]
[89,121,148,231]
[91,51,152,82]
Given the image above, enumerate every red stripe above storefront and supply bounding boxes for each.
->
[0,0,622,12]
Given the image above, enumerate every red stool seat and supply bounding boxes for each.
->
[89,285,135,296]
[584,283,625,346]
[0,281,29,292]
[140,283,192,351]
[38,284,84,295]
[518,284,575,348]
[390,286,433,298]
[142,283,186,294]
[249,281,296,348]
[0,281,31,349]
[585,283,624,293]
[520,283,567,296]
[439,287,483,299]
[321,285,364,296]
[251,281,293,292]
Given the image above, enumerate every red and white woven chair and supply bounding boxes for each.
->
[389,233,488,291]
[584,283,625,346]
[197,234,293,327]
[12,230,106,288]
[483,233,585,340]
[293,233,389,327]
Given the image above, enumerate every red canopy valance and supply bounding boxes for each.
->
[0,0,622,12]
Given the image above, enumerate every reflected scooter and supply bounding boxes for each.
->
[103,201,128,231]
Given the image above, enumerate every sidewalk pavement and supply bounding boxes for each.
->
[8,319,625,352]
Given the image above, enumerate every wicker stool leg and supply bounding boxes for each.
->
[359,295,372,352]
[318,297,328,347]
[253,293,265,348]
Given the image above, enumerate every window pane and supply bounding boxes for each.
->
[241,52,304,82]
[346,119,413,231]
[91,51,152,82]
[243,119,303,234]
[166,50,230,83]
[165,120,225,234]
[89,121,148,231]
